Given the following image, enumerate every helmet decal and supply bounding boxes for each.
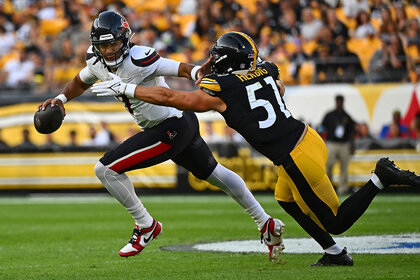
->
[121,18,129,28]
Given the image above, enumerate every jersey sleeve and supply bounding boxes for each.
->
[79,66,98,84]
[152,57,181,77]
[130,46,164,78]
[199,76,222,96]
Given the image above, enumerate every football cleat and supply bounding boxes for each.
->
[374,157,420,187]
[260,217,285,262]
[119,219,162,257]
[311,247,353,266]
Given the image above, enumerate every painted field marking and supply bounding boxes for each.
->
[161,233,420,254]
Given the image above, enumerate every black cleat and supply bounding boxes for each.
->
[374,157,420,187]
[311,248,353,266]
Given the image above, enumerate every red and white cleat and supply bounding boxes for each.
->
[260,217,285,262]
[119,219,162,257]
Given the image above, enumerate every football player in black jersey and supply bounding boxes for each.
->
[93,31,420,266]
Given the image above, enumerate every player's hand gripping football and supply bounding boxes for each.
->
[92,73,135,98]
[37,98,66,119]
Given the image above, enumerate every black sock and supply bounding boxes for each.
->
[335,180,380,231]
[278,201,336,249]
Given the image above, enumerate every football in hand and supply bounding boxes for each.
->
[34,103,64,134]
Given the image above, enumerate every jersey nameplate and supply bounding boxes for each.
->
[235,67,268,82]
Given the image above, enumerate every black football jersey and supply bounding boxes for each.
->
[199,61,305,165]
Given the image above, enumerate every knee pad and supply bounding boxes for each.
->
[94,161,109,181]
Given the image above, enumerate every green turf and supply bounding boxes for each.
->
[0,193,419,280]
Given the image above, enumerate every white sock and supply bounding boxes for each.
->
[324,244,343,255]
[245,204,271,231]
[371,173,385,190]
[206,163,270,230]
[94,161,154,228]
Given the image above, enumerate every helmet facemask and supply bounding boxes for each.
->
[92,38,126,68]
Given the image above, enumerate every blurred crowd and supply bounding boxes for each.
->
[0,0,419,94]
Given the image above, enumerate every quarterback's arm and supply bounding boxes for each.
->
[38,68,95,115]
[154,57,202,81]
[133,86,227,113]
[178,62,206,81]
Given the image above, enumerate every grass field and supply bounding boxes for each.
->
[0,193,419,280]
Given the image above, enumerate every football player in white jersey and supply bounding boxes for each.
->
[37,11,284,261]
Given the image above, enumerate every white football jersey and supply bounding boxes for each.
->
[79,45,183,128]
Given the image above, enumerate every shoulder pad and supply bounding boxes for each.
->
[199,75,221,96]
[261,61,281,79]
[130,46,160,67]
[86,45,96,62]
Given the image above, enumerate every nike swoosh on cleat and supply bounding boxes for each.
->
[266,220,272,242]
[143,222,157,243]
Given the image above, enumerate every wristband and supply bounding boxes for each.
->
[190,65,200,81]
[55,94,68,104]
[124,83,137,98]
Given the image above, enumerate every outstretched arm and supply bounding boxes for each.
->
[133,86,226,112]
[91,73,226,113]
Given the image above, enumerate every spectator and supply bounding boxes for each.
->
[409,113,420,138]
[316,26,338,52]
[378,7,398,38]
[67,129,78,147]
[300,8,324,42]
[324,8,349,42]
[177,0,198,15]
[386,122,406,138]
[279,9,301,43]
[368,34,409,82]
[402,18,420,50]
[379,110,408,139]
[353,11,376,38]
[162,22,192,54]
[257,26,275,59]
[288,39,310,81]
[40,134,61,152]
[355,122,374,139]
[394,4,408,34]
[0,13,14,33]
[0,46,36,90]
[194,5,216,41]
[95,121,113,147]
[0,25,16,57]
[320,94,356,195]
[312,44,338,83]
[369,0,387,19]
[334,38,366,83]
[14,128,37,152]
[341,0,370,19]
[82,125,97,147]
